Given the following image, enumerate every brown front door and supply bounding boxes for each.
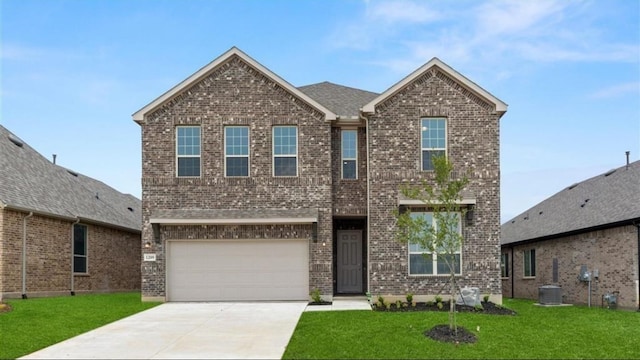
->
[337,230,363,293]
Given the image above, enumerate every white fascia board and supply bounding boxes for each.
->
[398,198,477,206]
[361,57,508,115]
[149,217,318,225]
[132,47,336,122]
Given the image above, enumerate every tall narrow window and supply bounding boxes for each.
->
[176,126,201,177]
[408,212,462,275]
[273,126,297,176]
[341,129,357,179]
[225,126,249,177]
[421,118,446,171]
[73,224,88,274]
[524,249,536,277]
[501,253,509,277]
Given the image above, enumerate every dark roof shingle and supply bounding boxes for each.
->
[501,160,640,245]
[0,125,141,232]
[297,81,378,117]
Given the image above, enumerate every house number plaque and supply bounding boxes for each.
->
[143,253,157,262]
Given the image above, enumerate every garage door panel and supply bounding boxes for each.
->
[167,239,309,301]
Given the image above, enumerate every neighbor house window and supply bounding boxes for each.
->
[225,126,249,177]
[176,126,201,177]
[524,249,536,277]
[73,224,88,274]
[501,253,509,277]
[408,212,461,275]
[421,118,446,171]
[273,126,297,176]
[341,129,357,179]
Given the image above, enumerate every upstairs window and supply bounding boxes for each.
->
[341,129,357,179]
[225,126,249,177]
[501,253,509,278]
[408,212,462,276]
[73,224,88,274]
[273,126,297,176]
[176,126,201,177]
[524,249,536,277]
[421,118,446,171]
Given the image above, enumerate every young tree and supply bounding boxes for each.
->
[395,155,469,334]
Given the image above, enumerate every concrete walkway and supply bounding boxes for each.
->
[22,302,307,359]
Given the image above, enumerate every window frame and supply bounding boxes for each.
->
[341,129,358,180]
[224,126,250,177]
[523,249,536,278]
[408,211,462,276]
[272,125,298,177]
[176,126,201,177]
[73,224,88,274]
[420,118,447,171]
[501,253,509,278]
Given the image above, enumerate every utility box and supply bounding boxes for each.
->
[539,285,562,305]
[456,287,481,306]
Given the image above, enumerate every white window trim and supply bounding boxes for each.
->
[408,212,462,276]
[420,118,447,171]
[73,224,88,275]
[341,129,358,180]
[224,126,250,178]
[523,249,536,278]
[272,125,298,177]
[176,126,201,178]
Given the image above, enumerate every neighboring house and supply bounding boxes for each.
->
[501,160,640,309]
[133,47,507,302]
[0,125,142,300]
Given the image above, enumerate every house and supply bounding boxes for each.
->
[0,125,142,300]
[133,47,507,302]
[501,159,640,309]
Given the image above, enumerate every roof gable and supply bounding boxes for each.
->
[0,125,141,232]
[361,57,507,115]
[501,160,640,244]
[133,47,337,122]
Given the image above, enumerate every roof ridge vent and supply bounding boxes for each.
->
[567,183,579,190]
[66,169,79,177]
[8,134,24,147]
[603,168,616,177]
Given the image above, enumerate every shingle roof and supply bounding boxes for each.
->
[297,81,379,117]
[501,160,640,245]
[0,125,141,232]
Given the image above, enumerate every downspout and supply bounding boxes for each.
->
[22,212,33,299]
[360,112,371,294]
[70,218,80,296]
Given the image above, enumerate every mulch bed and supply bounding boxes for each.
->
[372,300,517,344]
[307,301,333,306]
[0,302,12,314]
[372,300,517,316]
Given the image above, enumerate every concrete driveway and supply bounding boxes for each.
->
[22,302,307,359]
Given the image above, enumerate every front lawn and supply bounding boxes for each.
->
[0,292,160,359]
[284,299,640,359]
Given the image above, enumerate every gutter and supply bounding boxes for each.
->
[636,222,640,311]
[22,212,33,299]
[70,218,80,296]
[510,246,515,298]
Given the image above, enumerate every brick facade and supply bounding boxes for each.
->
[0,209,141,298]
[502,224,639,309]
[367,68,502,300]
[137,49,504,302]
[140,55,333,299]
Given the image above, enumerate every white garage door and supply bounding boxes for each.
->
[167,239,309,301]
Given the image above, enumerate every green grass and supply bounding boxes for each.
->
[0,292,160,359]
[284,299,640,359]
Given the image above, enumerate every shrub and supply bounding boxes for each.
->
[406,293,413,303]
[483,294,490,303]
[310,289,322,303]
[435,295,443,304]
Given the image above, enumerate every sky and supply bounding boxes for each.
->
[1,0,639,223]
